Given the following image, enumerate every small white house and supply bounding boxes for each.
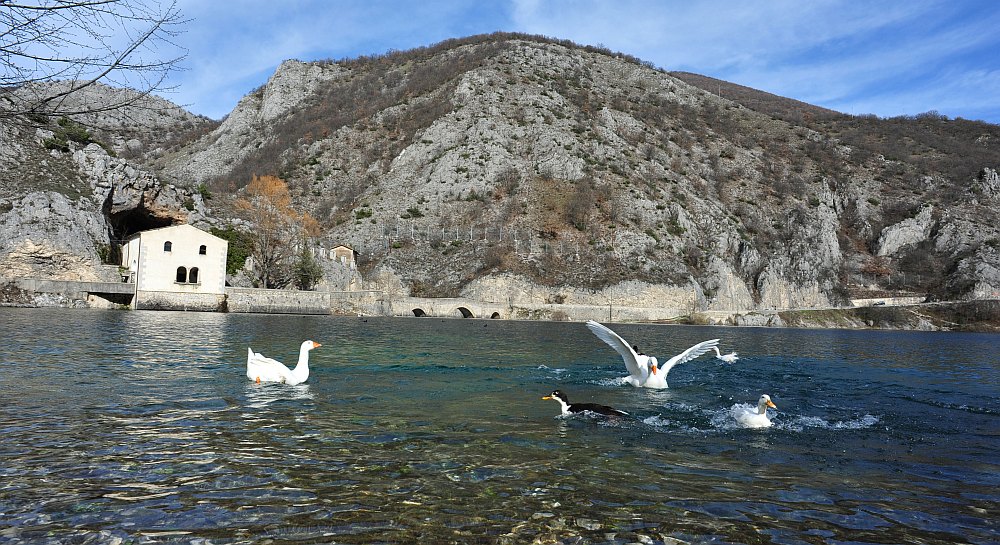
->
[120,224,228,310]
[332,245,356,268]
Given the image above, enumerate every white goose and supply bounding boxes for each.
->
[732,394,777,428]
[585,320,719,389]
[713,346,739,363]
[246,340,321,385]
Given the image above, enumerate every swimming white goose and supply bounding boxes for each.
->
[732,394,777,428]
[246,340,321,385]
[585,320,719,389]
[713,346,739,363]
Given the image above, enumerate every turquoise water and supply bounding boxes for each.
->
[0,308,997,544]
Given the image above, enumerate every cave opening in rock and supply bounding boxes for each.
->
[105,205,176,264]
[108,206,176,239]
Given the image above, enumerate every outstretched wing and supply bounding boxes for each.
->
[660,338,720,374]
[585,320,648,382]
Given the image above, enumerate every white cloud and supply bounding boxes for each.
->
[509,0,895,71]
[831,68,1000,121]
[167,0,502,117]
[154,0,1000,122]
[509,0,1000,122]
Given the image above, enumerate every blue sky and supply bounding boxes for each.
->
[167,0,1000,124]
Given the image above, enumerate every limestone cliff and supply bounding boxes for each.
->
[154,60,347,184]
[0,115,212,284]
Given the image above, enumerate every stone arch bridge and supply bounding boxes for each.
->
[398,296,506,319]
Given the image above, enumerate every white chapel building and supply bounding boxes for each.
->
[120,224,228,311]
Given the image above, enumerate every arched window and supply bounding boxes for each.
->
[188,267,199,284]
[175,266,187,283]
[199,245,207,255]
[164,241,172,252]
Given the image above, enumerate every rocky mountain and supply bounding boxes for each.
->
[3,33,999,314]
[0,84,217,282]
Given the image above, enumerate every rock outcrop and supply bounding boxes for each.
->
[73,143,209,226]
[1,126,209,285]
[155,60,347,183]
[877,205,935,257]
[0,191,110,281]
[973,167,1000,202]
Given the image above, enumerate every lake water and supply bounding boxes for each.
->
[0,308,997,544]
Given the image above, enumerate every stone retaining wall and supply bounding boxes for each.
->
[225,287,331,314]
[136,290,225,312]
[224,288,388,315]
[386,295,687,322]
[850,296,926,307]
[507,302,687,322]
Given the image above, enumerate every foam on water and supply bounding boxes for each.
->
[640,401,882,434]
[536,364,568,376]
[591,376,630,387]
[777,413,881,431]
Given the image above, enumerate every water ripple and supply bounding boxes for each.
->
[0,309,997,544]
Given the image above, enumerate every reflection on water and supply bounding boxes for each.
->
[244,382,314,409]
[0,308,997,544]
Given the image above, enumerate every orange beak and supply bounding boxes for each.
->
[542,396,552,400]
[651,364,658,375]
[766,400,777,409]
[313,342,322,348]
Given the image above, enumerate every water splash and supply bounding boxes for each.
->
[778,414,881,431]
[536,364,568,376]
[640,402,881,434]
[591,376,630,387]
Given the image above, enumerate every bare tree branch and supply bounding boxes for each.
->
[1,0,187,126]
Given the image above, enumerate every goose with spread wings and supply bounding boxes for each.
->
[585,320,719,389]
[713,346,740,363]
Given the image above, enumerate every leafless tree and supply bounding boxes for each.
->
[1,0,186,123]
[235,175,321,289]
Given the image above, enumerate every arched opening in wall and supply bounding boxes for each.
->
[412,308,427,317]
[163,241,172,252]
[175,266,187,283]
[199,245,207,255]
[188,267,199,284]
[457,307,474,318]
[490,312,501,319]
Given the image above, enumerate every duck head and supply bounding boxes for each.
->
[542,390,568,403]
[758,394,777,413]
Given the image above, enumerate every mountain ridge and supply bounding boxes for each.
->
[2,32,999,319]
